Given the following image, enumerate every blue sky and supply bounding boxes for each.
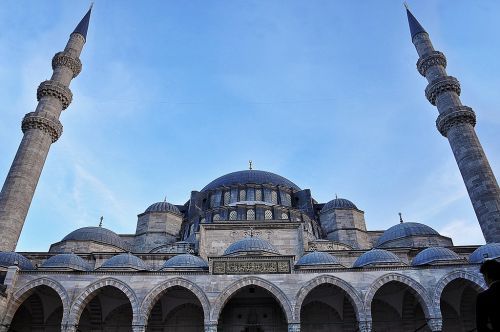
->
[1,1,498,251]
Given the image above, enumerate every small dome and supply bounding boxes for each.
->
[202,170,301,192]
[224,237,279,256]
[144,201,181,215]
[469,243,500,264]
[376,222,440,248]
[412,247,462,266]
[41,253,91,271]
[101,253,148,270]
[162,254,208,269]
[321,198,358,212]
[353,249,403,268]
[62,227,126,250]
[296,251,342,266]
[0,252,33,270]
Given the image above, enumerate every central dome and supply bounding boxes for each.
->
[201,170,301,192]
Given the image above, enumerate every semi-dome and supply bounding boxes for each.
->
[321,198,358,212]
[0,252,33,270]
[412,247,462,266]
[144,201,181,215]
[162,254,208,269]
[62,226,126,250]
[224,237,279,256]
[201,170,301,192]
[353,249,403,268]
[101,253,148,270]
[296,251,342,266]
[469,243,500,264]
[376,222,440,248]
[41,253,91,271]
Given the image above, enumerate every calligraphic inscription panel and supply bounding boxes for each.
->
[212,260,290,274]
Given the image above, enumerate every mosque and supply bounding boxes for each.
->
[0,5,499,332]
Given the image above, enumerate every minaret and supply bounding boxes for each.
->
[406,6,500,243]
[0,7,92,251]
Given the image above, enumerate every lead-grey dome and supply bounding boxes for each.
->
[469,243,500,264]
[101,253,148,270]
[162,254,208,269]
[353,249,403,268]
[0,252,33,270]
[376,222,440,248]
[41,253,91,271]
[62,227,126,250]
[224,237,279,256]
[201,170,301,192]
[144,201,181,215]
[412,247,462,266]
[296,251,342,266]
[321,198,358,212]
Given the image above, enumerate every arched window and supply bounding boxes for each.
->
[213,214,221,221]
[229,211,237,221]
[281,213,288,220]
[282,193,291,206]
[210,194,216,207]
[264,210,273,220]
[271,191,278,204]
[239,189,246,201]
[224,191,231,205]
[247,209,255,220]
[255,189,262,201]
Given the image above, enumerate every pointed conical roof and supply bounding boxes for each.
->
[73,5,93,41]
[405,7,426,39]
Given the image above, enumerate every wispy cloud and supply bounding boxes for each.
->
[439,219,485,246]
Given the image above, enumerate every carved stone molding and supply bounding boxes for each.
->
[21,112,63,143]
[436,106,476,137]
[427,317,443,332]
[417,51,447,76]
[52,52,82,78]
[358,321,372,332]
[425,76,460,105]
[37,80,73,110]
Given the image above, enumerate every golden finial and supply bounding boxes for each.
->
[249,160,253,170]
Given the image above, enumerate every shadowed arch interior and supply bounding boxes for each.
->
[9,285,63,332]
[440,278,480,332]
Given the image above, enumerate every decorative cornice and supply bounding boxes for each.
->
[21,112,63,143]
[425,76,460,105]
[37,80,73,110]
[417,51,447,76]
[52,52,82,78]
[436,106,476,137]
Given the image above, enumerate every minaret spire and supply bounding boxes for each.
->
[0,7,92,251]
[406,7,500,243]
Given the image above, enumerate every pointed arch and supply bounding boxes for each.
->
[67,277,140,327]
[433,270,486,311]
[364,273,437,320]
[2,277,69,328]
[140,277,210,324]
[294,275,366,322]
[211,276,293,323]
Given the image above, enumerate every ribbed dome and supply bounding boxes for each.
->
[162,254,208,269]
[224,237,279,256]
[0,252,33,270]
[296,251,342,266]
[101,253,148,270]
[353,249,403,268]
[62,227,126,250]
[321,198,358,212]
[376,222,440,248]
[41,253,91,271]
[144,201,181,215]
[412,247,462,266]
[201,170,301,192]
[469,243,500,264]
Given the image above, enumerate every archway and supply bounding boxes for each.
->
[145,286,205,332]
[76,286,133,331]
[370,281,430,332]
[299,284,357,332]
[440,278,481,332]
[217,285,288,332]
[8,285,63,332]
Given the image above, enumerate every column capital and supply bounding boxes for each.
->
[204,322,217,332]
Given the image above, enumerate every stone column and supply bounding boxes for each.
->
[0,13,89,251]
[410,17,500,243]
[132,325,146,332]
[204,322,218,332]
